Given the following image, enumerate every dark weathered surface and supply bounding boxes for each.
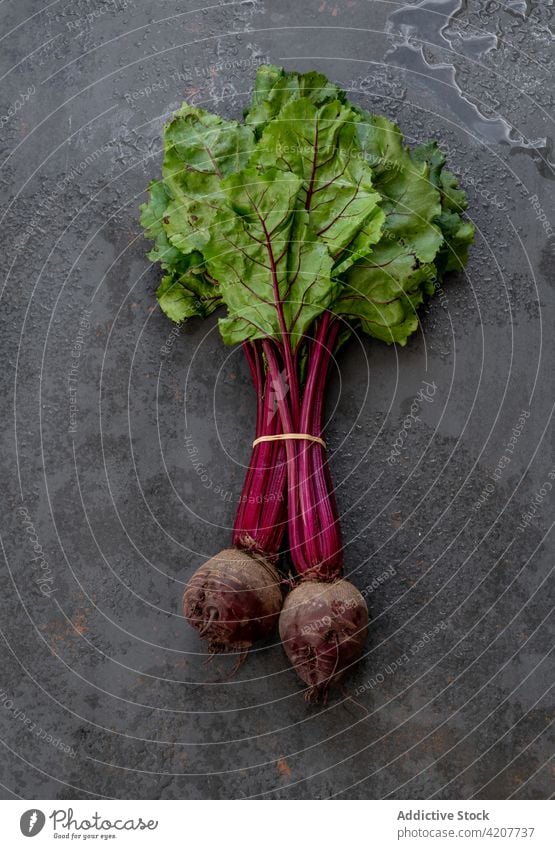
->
[0,0,553,800]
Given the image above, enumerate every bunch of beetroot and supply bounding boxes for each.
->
[141,65,473,700]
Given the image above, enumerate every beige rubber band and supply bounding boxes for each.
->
[252,433,326,449]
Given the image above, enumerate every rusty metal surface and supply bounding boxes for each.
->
[0,0,553,799]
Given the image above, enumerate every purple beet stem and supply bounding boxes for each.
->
[234,314,343,582]
[231,341,287,561]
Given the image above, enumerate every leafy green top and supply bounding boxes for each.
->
[140,64,474,347]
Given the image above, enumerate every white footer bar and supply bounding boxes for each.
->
[2,799,551,848]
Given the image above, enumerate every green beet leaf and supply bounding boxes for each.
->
[139,105,255,279]
[161,105,254,256]
[203,165,335,349]
[156,270,221,323]
[334,240,436,345]
[245,64,346,136]
[353,113,443,264]
[252,97,385,272]
[411,140,475,274]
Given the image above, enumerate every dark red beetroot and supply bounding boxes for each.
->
[279,579,369,701]
[183,548,283,653]
[265,315,369,697]
[182,341,287,656]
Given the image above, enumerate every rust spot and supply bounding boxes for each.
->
[276,757,292,777]
[318,1,340,13]
[72,613,88,635]
[43,609,91,657]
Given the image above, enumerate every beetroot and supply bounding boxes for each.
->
[183,548,283,653]
[182,341,287,655]
[279,579,368,701]
[267,316,370,698]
